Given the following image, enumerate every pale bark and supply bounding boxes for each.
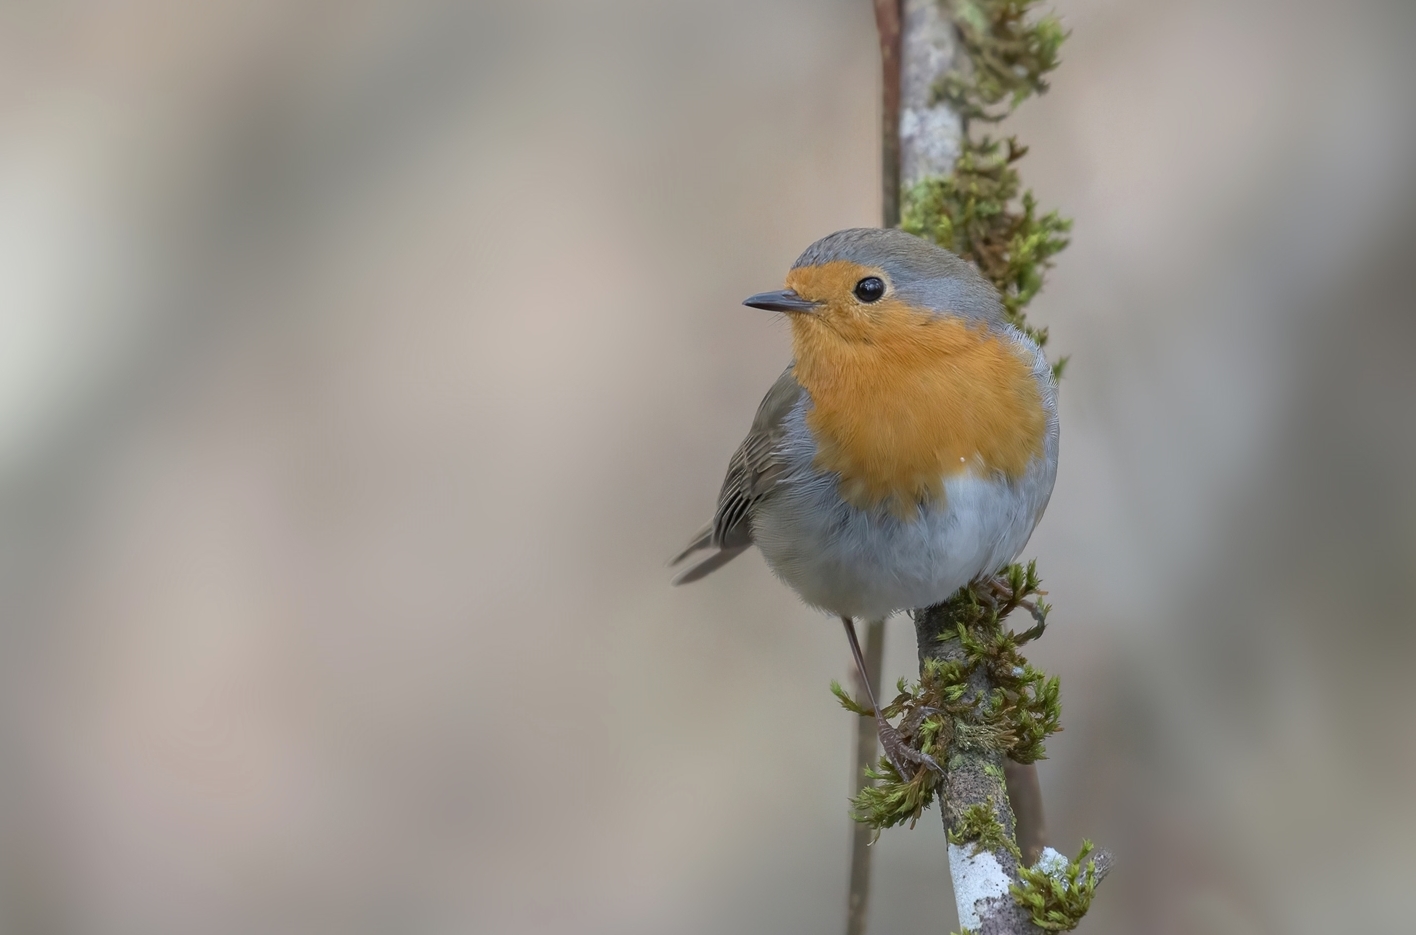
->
[899,0,963,190]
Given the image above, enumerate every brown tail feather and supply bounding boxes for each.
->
[669,524,713,566]
[672,545,750,584]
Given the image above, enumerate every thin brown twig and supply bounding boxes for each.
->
[874,0,903,229]
[1004,761,1049,866]
[845,618,885,935]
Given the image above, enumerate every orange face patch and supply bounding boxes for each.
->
[784,261,1047,515]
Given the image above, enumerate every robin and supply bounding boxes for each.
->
[672,227,1058,776]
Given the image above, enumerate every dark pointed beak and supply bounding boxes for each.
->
[742,289,821,314]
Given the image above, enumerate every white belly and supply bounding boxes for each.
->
[751,467,1047,619]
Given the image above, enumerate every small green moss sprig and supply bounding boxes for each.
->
[903,0,1071,377]
[947,798,1018,858]
[834,563,1062,831]
[850,753,942,832]
[1010,841,1100,931]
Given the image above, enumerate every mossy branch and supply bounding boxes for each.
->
[846,565,1059,832]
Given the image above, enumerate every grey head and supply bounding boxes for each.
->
[792,227,1004,324]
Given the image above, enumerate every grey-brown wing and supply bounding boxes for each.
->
[711,366,802,549]
[671,367,802,583]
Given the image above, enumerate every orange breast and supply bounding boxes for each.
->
[786,277,1047,515]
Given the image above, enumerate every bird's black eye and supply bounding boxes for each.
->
[853,276,885,303]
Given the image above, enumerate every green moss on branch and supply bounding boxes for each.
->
[838,563,1062,831]
[935,0,1066,123]
[947,797,1020,858]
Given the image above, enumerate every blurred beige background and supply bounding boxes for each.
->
[0,1,1413,933]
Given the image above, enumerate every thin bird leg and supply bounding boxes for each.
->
[841,617,941,779]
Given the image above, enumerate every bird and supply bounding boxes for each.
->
[672,227,1058,776]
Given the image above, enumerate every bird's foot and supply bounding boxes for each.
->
[878,715,941,780]
[973,575,1009,611]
